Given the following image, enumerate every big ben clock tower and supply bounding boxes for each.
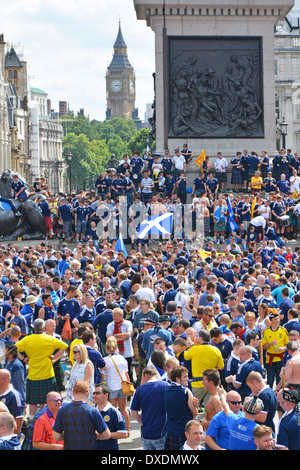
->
[106,22,136,120]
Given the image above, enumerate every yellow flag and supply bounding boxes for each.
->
[251,196,256,218]
[293,189,299,200]
[195,148,206,169]
[199,249,227,258]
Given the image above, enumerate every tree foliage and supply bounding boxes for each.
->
[60,115,155,190]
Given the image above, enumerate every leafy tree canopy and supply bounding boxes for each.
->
[60,115,155,190]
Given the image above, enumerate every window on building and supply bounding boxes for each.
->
[276,137,281,152]
[275,96,280,121]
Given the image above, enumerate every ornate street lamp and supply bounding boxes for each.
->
[279,118,288,150]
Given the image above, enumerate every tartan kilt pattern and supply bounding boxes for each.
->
[231,168,243,185]
[44,216,53,231]
[214,219,227,232]
[216,172,227,183]
[165,433,186,450]
[204,217,210,234]
[26,376,57,404]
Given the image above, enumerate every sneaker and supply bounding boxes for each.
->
[15,211,22,217]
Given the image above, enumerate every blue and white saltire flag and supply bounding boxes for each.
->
[227,197,238,233]
[115,234,128,257]
[137,213,173,239]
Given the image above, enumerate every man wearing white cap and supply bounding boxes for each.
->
[20,294,39,334]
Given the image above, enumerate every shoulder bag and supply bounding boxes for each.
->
[109,355,135,396]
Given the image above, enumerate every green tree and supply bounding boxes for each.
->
[60,115,138,144]
[89,139,111,172]
[106,135,128,158]
[63,133,110,191]
[61,115,156,190]
[127,128,153,155]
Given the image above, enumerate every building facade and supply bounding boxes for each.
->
[275,11,300,152]
[0,35,11,174]
[29,87,66,193]
[0,37,30,178]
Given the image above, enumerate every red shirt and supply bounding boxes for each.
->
[33,408,64,446]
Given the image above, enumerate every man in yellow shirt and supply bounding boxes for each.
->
[16,318,68,418]
[261,310,289,389]
[250,170,263,194]
[184,329,224,407]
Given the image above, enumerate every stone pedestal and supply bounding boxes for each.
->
[134,0,294,158]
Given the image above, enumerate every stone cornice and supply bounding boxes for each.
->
[134,0,294,26]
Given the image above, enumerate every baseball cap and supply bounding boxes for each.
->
[144,318,156,326]
[159,315,170,324]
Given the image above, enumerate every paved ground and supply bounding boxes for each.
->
[119,405,143,451]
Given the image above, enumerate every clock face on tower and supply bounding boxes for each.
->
[129,79,134,93]
[110,79,122,92]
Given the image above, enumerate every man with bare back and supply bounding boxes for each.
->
[201,369,223,431]
[283,341,300,392]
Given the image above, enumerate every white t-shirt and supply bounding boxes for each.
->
[172,155,185,170]
[175,291,191,320]
[257,204,271,220]
[290,175,300,193]
[104,354,128,391]
[294,202,300,216]
[135,286,155,302]
[250,215,266,228]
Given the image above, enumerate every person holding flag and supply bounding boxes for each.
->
[227,197,239,234]
[195,148,206,172]
[115,234,128,257]
[213,199,228,244]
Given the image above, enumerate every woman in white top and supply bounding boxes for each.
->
[65,343,94,404]
[256,303,271,335]
[102,336,130,432]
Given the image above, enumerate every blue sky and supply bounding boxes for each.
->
[0,0,155,121]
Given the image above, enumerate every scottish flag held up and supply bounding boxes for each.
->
[137,213,173,239]
[115,234,128,257]
[227,197,238,233]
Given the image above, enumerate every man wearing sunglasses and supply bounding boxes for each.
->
[32,391,64,450]
[204,390,243,450]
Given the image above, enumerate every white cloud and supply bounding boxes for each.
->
[1,0,155,120]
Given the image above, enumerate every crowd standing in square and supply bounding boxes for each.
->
[1,145,300,450]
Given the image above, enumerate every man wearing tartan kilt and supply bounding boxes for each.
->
[16,318,68,419]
